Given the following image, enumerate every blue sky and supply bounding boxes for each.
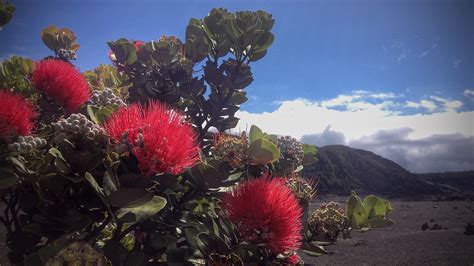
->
[1,0,473,172]
[1,0,473,113]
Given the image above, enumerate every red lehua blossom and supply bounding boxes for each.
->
[103,103,142,143]
[222,175,303,254]
[133,40,145,50]
[287,254,302,265]
[31,59,90,112]
[105,101,200,176]
[0,90,38,137]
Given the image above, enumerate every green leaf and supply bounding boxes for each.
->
[310,241,333,246]
[60,210,93,231]
[345,192,368,229]
[103,240,128,266]
[384,199,393,215]
[247,138,280,165]
[125,250,146,266]
[85,172,114,216]
[249,125,263,143]
[225,172,243,182]
[229,91,248,105]
[9,156,28,174]
[0,2,15,28]
[40,25,59,52]
[87,104,100,124]
[196,232,230,256]
[264,134,278,144]
[108,40,137,65]
[107,188,153,208]
[190,162,224,188]
[254,32,274,53]
[301,144,318,165]
[48,147,64,160]
[302,143,317,154]
[219,116,239,131]
[301,241,326,257]
[117,196,167,223]
[249,50,267,62]
[166,248,188,264]
[26,239,74,266]
[54,156,72,175]
[363,195,388,219]
[0,167,17,188]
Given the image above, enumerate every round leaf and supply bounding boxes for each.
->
[247,138,280,165]
[117,196,167,223]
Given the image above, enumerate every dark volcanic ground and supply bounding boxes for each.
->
[301,196,474,265]
[1,197,474,265]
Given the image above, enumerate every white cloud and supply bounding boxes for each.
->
[320,94,361,108]
[430,96,463,112]
[367,92,399,99]
[237,95,473,141]
[349,129,474,173]
[301,125,347,146]
[236,93,473,172]
[352,90,400,99]
[405,96,463,113]
[464,89,474,97]
[319,91,401,112]
[405,100,438,111]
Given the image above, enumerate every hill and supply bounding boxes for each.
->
[416,171,474,194]
[301,145,472,198]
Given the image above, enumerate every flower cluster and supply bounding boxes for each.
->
[212,133,247,168]
[57,48,77,60]
[277,136,304,163]
[308,202,351,242]
[222,175,303,254]
[8,136,47,154]
[90,88,125,107]
[52,113,103,143]
[31,59,90,112]
[0,90,38,138]
[285,175,318,201]
[105,101,200,176]
[46,242,107,265]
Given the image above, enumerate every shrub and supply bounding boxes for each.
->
[0,8,322,265]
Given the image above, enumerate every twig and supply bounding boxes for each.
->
[119,223,139,239]
[112,221,123,240]
[86,215,112,242]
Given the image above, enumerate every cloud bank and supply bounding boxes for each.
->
[237,91,474,173]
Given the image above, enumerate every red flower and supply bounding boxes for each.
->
[133,40,145,50]
[287,254,302,265]
[222,176,303,254]
[31,59,90,112]
[0,90,38,137]
[103,103,142,143]
[105,101,200,176]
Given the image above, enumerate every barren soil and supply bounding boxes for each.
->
[301,196,474,265]
[1,197,473,265]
